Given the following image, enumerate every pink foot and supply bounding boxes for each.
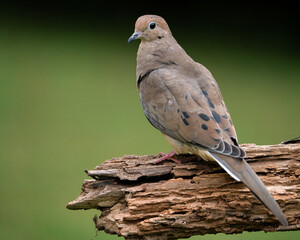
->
[152,150,181,164]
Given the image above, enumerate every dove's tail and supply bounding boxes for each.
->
[209,152,288,226]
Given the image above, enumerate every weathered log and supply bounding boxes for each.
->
[67,142,300,240]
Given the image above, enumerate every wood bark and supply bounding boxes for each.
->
[67,142,300,240]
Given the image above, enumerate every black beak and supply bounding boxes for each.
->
[128,32,141,43]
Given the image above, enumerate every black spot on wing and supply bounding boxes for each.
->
[224,128,230,132]
[182,118,189,126]
[212,110,221,123]
[201,90,214,109]
[207,98,215,109]
[181,113,190,126]
[215,129,221,134]
[182,111,190,118]
[199,113,210,121]
[201,124,208,130]
[222,115,228,119]
[229,119,233,126]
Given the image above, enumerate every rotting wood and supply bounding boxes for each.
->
[67,142,300,240]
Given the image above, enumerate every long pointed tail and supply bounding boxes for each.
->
[210,152,288,226]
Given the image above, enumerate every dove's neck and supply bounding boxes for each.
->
[136,36,193,83]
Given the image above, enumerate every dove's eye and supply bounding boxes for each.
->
[148,22,156,30]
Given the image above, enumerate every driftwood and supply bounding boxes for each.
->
[67,142,300,240]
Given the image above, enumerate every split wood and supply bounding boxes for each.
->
[67,142,300,240]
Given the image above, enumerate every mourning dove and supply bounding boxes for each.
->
[128,14,288,226]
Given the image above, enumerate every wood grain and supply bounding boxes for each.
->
[67,142,300,240]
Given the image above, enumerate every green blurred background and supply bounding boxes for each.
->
[0,1,299,240]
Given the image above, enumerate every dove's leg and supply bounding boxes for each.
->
[153,150,181,164]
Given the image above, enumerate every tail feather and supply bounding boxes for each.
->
[210,152,288,226]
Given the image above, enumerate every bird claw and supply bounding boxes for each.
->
[152,150,181,164]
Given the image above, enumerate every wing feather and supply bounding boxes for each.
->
[139,66,245,158]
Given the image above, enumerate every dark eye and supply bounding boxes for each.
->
[148,22,156,30]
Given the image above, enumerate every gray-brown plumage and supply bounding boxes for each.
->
[128,14,288,226]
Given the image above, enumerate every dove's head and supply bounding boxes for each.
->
[128,15,172,43]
